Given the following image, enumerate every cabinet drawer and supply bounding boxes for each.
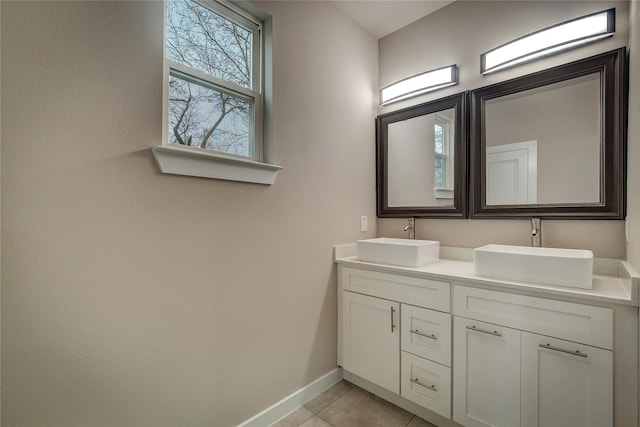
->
[401,351,451,419]
[342,267,450,312]
[401,304,451,366]
[453,285,613,349]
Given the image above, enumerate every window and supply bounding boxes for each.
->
[166,0,261,158]
[154,0,280,184]
[434,115,454,198]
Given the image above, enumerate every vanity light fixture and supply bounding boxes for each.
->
[481,8,615,75]
[380,65,458,105]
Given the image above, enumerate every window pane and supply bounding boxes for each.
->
[168,74,251,157]
[167,0,253,89]
[434,123,444,154]
[434,156,447,187]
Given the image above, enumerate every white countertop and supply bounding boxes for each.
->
[335,245,639,307]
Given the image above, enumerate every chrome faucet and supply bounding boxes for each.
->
[531,218,541,247]
[404,218,415,240]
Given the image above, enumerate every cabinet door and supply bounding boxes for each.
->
[453,317,521,427]
[521,332,613,427]
[342,291,400,393]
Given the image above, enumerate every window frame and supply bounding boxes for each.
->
[154,0,280,184]
[433,115,454,193]
[164,0,263,161]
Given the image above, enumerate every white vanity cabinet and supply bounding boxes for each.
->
[453,285,614,427]
[338,266,452,419]
[336,246,637,427]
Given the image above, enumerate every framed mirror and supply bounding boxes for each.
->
[376,92,468,218]
[470,48,626,219]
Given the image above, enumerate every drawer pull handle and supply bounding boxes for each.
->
[466,325,502,337]
[390,307,396,333]
[411,329,437,340]
[539,343,588,358]
[410,378,437,392]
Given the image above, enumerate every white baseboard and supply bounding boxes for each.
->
[237,368,343,427]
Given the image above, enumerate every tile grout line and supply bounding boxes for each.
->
[303,382,354,413]
[405,415,417,426]
[277,381,354,427]
[310,388,355,427]
[276,380,435,427]
[304,384,357,426]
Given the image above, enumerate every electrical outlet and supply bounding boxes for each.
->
[360,216,368,232]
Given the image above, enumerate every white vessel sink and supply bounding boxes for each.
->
[473,244,593,289]
[357,238,439,267]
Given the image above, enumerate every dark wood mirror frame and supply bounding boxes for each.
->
[376,92,468,218]
[470,47,627,219]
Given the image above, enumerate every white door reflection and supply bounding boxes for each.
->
[486,141,537,205]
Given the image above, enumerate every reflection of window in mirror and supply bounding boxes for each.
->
[434,115,454,199]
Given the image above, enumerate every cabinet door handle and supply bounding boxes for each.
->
[466,325,502,337]
[390,307,396,333]
[410,377,437,392]
[411,329,437,340]
[539,343,588,358]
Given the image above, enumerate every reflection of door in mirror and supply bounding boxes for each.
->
[486,141,537,205]
[485,73,600,205]
[387,108,455,208]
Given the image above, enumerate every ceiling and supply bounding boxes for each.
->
[332,1,454,39]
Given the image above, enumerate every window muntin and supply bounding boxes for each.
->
[165,0,262,160]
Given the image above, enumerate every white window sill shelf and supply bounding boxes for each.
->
[152,145,282,185]
[434,187,454,199]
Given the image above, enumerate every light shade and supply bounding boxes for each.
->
[380,65,458,105]
[481,8,615,75]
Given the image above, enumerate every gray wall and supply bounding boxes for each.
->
[378,1,630,259]
[626,6,640,421]
[0,1,377,425]
[627,1,640,271]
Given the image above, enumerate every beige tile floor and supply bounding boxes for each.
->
[271,380,438,427]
